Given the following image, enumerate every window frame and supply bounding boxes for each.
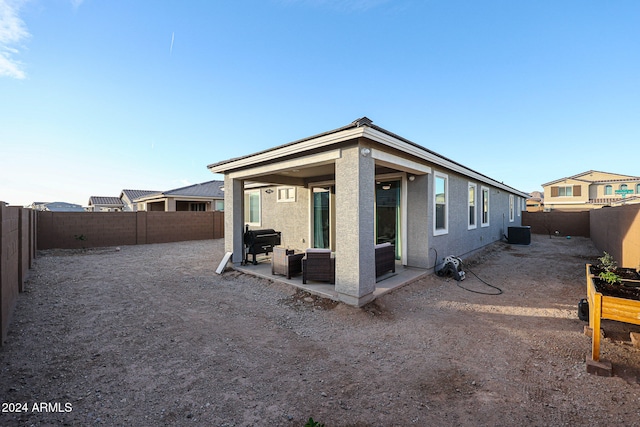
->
[276,186,296,203]
[481,186,490,227]
[433,172,448,236]
[604,185,613,196]
[244,189,261,227]
[509,194,515,222]
[468,182,477,230]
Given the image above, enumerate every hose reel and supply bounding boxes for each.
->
[435,255,466,281]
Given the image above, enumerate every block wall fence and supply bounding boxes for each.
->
[522,211,591,237]
[590,205,640,270]
[37,211,224,250]
[523,205,640,268]
[1,204,37,344]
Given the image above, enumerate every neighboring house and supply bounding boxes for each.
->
[526,191,544,212]
[30,201,86,212]
[208,117,529,307]
[88,196,125,212]
[120,189,160,211]
[133,180,225,212]
[542,170,640,211]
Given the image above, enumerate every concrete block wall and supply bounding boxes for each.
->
[37,211,224,250]
[522,211,590,237]
[1,204,35,344]
[590,204,640,269]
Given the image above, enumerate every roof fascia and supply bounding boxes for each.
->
[209,128,364,174]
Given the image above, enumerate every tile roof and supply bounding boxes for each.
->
[89,196,124,206]
[132,180,224,201]
[121,189,160,201]
[164,180,224,198]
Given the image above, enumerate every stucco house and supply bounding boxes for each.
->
[526,191,544,212]
[133,180,225,212]
[88,196,125,212]
[208,117,529,306]
[120,189,160,211]
[542,170,640,211]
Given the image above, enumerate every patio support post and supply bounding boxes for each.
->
[335,145,376,306]
[225,176,245,264]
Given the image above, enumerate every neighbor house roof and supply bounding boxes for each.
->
[35,202,86,212]
[120,189,160,201]
[134,180,224,202]
[88,196,124,207]
[208,117,530,198]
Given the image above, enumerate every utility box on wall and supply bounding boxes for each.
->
[508,226,531,245]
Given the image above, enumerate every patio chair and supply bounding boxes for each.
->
[375,243,395,277]
[302,249,335,284]
[271,247,304,279]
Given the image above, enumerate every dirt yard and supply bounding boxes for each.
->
[1,235,640,426]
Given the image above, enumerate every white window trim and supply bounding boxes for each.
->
[276,186,296,203]
[433,172,448,236]
[244,189,261,227]
[481,186,490,227]
[509,194,515,222]
[517,197,521,217]
[468,182,477,230]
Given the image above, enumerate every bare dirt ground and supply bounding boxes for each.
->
[2,235,640,426]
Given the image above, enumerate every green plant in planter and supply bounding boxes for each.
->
[599,270,622,285]
[598,251,617,272]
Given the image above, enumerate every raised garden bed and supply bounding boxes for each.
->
[586,264,640,363]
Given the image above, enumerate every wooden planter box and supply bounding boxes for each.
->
[586,264,640,362]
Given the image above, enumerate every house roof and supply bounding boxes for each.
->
[134,180,224,202]
[208,117,530,198]
[120,189,160,201]
[89,196,124,207]
[542,170,640,187]
[39,202,86,212]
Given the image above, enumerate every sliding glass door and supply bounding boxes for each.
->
[376,180,401,259]
[313,188,331,249]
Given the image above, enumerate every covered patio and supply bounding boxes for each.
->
[209,117,433,306]
[235,254,428,302]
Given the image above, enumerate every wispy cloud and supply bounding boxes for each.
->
[0,0,30,79]
[70,0,84,10]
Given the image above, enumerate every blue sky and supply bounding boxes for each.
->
[1,0,639,207]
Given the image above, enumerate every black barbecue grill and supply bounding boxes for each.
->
[243,226,282,265]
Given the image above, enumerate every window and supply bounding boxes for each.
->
[214,200,224,211]
[481,186,490,227]
[509,195,515,222]
[637,184,640,194]
[244,190,261,226]
[434,172,448,235]
[604,185,612,195]
[468,182,477,230]
[190,203,207,211]
[517,197,522,217]
[620,184,628,191]
[558,186,573,197]
[277,186,296,202]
